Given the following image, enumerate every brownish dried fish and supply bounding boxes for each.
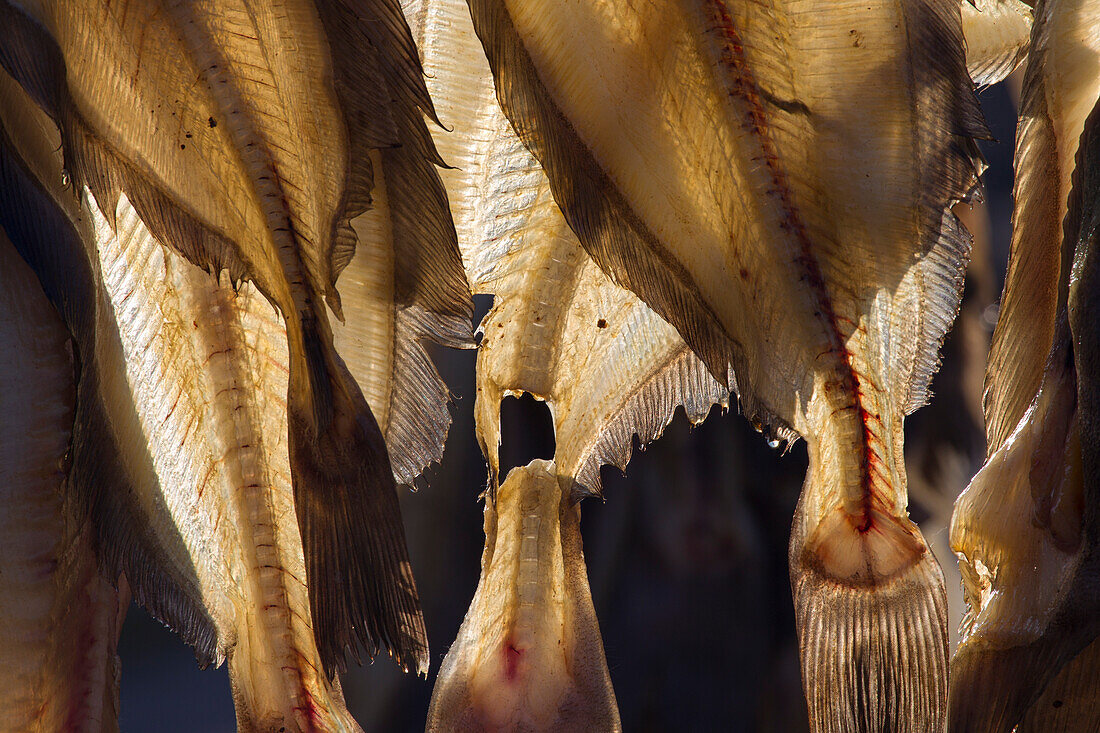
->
[982,0,1100,455]
[465,1,987,729]
[951,26,1100,728]
[0,0,473,675]
[0,224,126,733]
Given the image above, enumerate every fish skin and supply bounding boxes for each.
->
[426,461,621,733]
[0,0,445,675]
[0,229,127,733]
[466,1,985,729]
[950,91,1100,732]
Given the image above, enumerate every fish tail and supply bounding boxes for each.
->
[286,311,428,678]
[790,487,948,733]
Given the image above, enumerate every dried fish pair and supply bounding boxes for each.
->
[440,0,1031,730]
[951,0,1100,729]
[0,0,470,730]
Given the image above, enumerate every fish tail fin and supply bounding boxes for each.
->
[286,312,428,678]
[790,497,948,733]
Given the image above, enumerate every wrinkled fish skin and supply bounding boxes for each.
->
[0,0,453,675]
[0,230,126,733]
[467,1,984,729]
[426,461,620,733]
[950,93,1100,732]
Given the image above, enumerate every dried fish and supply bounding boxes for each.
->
[409,1,731,727]
[951,83,1100,732]
[426,461,619,732]
[466,1,986,729]
[1,66,370,731]
[0,0,474,675]
[983,0,1100,455]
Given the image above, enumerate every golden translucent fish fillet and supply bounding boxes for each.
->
[0,0,473,674]
[961,0,1033,87]
[426,461,620,733]
[467,1,986,729]
[0,230,126,733]
[982,0,1100,455]
[950,93,1100,732]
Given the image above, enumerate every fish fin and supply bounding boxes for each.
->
[960,0,1032,88]
[466,0,737,387]
[386,306,469,486]
[791,502,948,733]
[903,0,989,412]
[569,347,731,499]
[288,317,428,677]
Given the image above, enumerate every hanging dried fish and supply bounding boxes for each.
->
[0,0,473,676]
[951,63,1100,733]
[0,61,225,682]
[90,195,365,731]
[982,0,1100,455]
[0,67,372,731]
[408,1,730,727]
[0,222,126,733]
[465,1,987,729]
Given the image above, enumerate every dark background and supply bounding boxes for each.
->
[116,79,1021,732]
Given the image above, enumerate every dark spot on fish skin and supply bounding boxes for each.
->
[1053,700,1064,708]
[739,268,749,279]
[208,117,217,128]
[185,132,192,139]
[180,144,186,150]
[597,318,607,328]
[849,29,863,47]
[758,87,811,116]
